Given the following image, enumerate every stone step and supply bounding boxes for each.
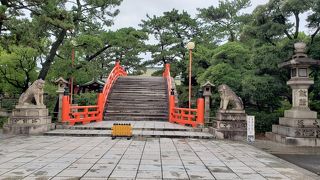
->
[111,87,167,94]
[44,129,213,139]
[106,106,168,110]
[105,112,168,116]
[108,98,167,102]
[106,110,167,113]
[104,116,168,121]
[104,76,168,122]
[109,93,167,96]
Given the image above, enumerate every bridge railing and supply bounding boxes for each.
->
[163,63,204,127]
[62,61,127,125]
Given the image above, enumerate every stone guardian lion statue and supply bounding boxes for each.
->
[218,84,243,110]
[18,79,45,106]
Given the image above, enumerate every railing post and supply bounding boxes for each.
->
[196,98,204,125]
[62,95,70,122]
[169,89,175,123]
[97,84,104,121]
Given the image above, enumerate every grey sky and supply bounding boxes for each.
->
[111,0,268,30]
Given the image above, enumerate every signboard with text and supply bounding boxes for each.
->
[247,115,255,143]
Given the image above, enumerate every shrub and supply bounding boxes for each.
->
[0,116,8,128]
[73,93,97,106]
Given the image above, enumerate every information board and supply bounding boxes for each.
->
[247,115,255,143]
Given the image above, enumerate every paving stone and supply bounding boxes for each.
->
[115,164,139,171]
[0,162,24,169]
[82,168,112,178]
[139,164,161,171]
[236,172,267,180]
[140,159,161,165]
[187,170,215,179]
[162,165,185,171]
[117,159,140,165]
[23,176,53,180]
[211,172,240,180]
[51,177,81,180]
[31,168,63,177]
[136,170,162,179]
[1,168,35,177]
[207,166,232,173]
[162,170,189,179]
[57,169,88,177]
[109,170,137,178]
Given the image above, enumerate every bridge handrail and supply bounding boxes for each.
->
[98,61,127,118]
[62,61,127,125]
[163,63,204,127]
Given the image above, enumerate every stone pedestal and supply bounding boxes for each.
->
[266,109,320,146]
[3,105,55,135]
[211,110,247,140]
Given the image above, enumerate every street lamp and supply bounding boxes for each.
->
[70,39,76,104]
[186,42,195,109]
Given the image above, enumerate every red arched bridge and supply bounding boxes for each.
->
[62,61,204,127]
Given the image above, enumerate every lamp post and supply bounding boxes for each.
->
[186,42,195,109]
[70,39,76,104]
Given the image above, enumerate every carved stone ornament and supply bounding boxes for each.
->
[218,84,244,110]
[18,79,45,106]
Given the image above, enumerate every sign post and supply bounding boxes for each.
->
[247,115,255,143]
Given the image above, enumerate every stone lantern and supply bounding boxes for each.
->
[54,77,69,122]
[201,81,215,125]
[266,42,320,146]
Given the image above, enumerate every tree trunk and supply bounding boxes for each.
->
[293,12,299,39]
[37,29,67,80]
[85,45,111,61]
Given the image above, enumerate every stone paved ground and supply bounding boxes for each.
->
[0,136,318,180]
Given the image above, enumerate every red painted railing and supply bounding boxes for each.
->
[62,61,127,125]
[163,64,204,127]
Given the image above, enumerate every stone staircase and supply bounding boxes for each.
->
[104,76,168,121]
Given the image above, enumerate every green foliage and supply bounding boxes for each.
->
[0,46,38,93]
[198,0,251,42]
[140,9,198,76]
[74,93,97,106]
[0,116,8,129]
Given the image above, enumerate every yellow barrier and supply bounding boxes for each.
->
[111,123,132,140]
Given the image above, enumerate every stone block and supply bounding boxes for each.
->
[3,123,55,135]
[284,109,317,119]
[279,117,320,127]
[266,132,320,146]
[210,128,246,141]
[3,105,54,135]
[272,124,320,138]
[216,110,246,121]
[216,120,246,130]
[212,110,247,140]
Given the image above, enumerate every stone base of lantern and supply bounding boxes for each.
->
[266,109,320,147]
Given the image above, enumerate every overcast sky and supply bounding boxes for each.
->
[110,0,268,30]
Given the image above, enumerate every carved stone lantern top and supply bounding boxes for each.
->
[201,81,215,96]
[54,77,69,92]
[279,42,320,69]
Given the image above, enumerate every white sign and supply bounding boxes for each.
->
[247,115,255,143]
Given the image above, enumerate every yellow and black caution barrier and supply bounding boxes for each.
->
[111,123,132,140]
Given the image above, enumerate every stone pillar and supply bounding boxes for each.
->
[201,81,215,125]
[54,77,69,122]
[266,42,320,146]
